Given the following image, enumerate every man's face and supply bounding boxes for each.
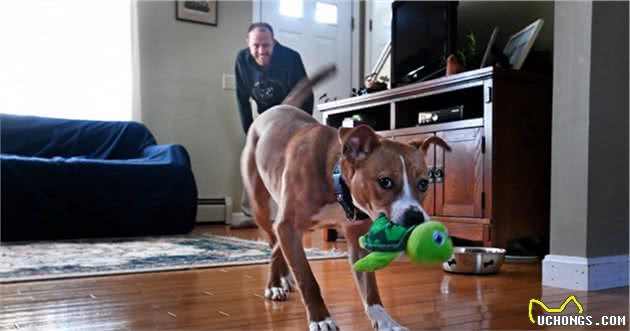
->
[247,28,274,67]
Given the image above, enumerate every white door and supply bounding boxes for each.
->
[366,0,393,74]
[259,0,352,121]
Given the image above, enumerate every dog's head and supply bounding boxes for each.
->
[338,125,450,227]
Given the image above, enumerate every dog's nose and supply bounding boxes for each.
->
[400,208,425,227]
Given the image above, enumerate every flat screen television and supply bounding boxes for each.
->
[391,1,458,87]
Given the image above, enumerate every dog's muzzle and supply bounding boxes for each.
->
[399,208,425,227]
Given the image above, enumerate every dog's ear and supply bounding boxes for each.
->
[409,136,451,153]
[338,125,380,162]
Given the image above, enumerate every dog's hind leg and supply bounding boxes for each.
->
[241,133,293,301]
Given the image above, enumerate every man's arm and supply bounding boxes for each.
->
[235,57,254,134]
[292,54,314,115]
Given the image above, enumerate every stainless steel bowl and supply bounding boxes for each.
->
[442,246,506,274]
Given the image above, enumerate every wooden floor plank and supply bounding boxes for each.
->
[1,224,627,330]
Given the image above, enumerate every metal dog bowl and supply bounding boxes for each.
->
[442,247,506,274]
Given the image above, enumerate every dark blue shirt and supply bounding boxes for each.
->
[234,42,313,133]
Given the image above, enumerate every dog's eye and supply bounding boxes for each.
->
[417,179,429,192]
[377,177,393,190]
[433,231,445,246]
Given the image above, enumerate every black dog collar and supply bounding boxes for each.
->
[332,160,370,222]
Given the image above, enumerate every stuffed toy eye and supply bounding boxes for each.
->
[432,231,445,245]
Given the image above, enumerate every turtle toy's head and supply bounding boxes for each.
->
[405,221,453,264]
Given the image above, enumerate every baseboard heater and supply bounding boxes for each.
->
[196,197,232,224]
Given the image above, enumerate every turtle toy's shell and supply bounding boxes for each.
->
[359,214,415,252]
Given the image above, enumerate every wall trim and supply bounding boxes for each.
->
[351,1,361,91]
[196,197,232,224]
[252,0,261,23]
[131,0,142,122]
[542,254,629,291]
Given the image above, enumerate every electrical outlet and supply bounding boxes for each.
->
[222,74,235,90]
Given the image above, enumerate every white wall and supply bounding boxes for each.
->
[586,1,628,257]
[136,1,252,205]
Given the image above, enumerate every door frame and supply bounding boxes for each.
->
[364,0,392,78]
[252,0,361,94]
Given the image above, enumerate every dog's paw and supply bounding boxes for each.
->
[308,318,339,331]
[264,286,289,301]
[366,304,408,331]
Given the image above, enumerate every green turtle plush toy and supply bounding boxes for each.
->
[353,214,453,272]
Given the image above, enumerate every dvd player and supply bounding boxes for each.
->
[417,105,464,125]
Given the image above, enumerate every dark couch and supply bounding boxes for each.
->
[1,114,198,241]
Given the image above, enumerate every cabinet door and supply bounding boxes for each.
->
[394,133,435,216]
[435,128,484,217]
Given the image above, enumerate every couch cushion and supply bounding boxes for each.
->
[1,114,156,159]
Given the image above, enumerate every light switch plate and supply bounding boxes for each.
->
[222,74,235,90]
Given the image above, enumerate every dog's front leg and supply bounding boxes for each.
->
[344,220,409,331]
[276,220,338,331]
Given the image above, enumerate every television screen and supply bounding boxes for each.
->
[391,1,457,86]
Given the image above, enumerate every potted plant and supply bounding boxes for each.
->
[447,31,479,75]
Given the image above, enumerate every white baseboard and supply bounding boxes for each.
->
[542,254,629,291]
[196,197,232,224]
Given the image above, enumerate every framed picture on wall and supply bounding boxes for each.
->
[176,0,217,26]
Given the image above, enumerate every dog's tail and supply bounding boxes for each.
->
[281,64,337,108]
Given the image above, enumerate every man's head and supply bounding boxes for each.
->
[247,22,275,68]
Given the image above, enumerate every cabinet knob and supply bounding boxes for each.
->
[435,167,444,183]
[428,168,435,183]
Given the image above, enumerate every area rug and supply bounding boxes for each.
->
[0,234,346,283]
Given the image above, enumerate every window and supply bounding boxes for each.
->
[315,2,338,25]
[0,1,132,121]
[279,0,303,18]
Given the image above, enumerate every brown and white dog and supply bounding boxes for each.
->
[241,65,450,331]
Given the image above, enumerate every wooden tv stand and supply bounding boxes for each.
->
[319,67,551,249]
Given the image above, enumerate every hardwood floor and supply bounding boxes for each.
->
[1,224,628,330]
